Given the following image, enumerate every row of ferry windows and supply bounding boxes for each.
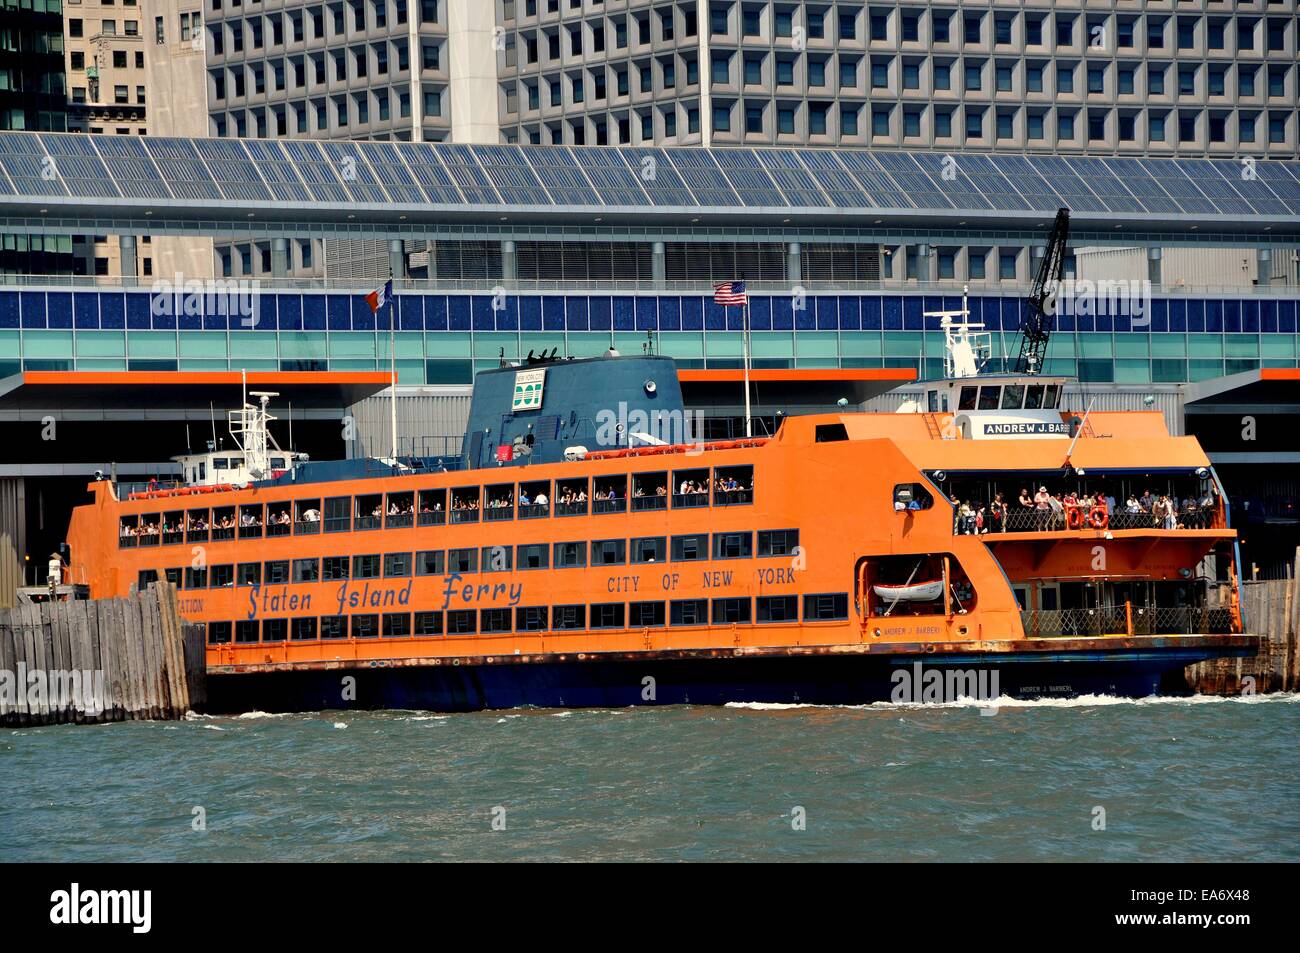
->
[205,594,850,644]
[142,530,800,589]
[118,465,755,544]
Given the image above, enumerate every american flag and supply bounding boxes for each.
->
[713,280,747,306]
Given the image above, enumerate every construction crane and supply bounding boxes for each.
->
[1013,207,1071,375]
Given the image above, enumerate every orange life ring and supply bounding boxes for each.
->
[1089,507,1109,529]
[1066,506,1084,529]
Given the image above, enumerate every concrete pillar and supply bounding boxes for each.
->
[1030,243,1046,281]
[1256,247,1271,286]
[988,247,1002,286]
[271,237,289,279]
[786,241,802,285]
[388,238,406,284]
[651,240,666,288]
[119,235,137,286]
[915,243,934,283]
[1147,246,1162,286]
[501,239,517,283]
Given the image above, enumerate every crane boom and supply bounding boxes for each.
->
[1014,207,1071,375]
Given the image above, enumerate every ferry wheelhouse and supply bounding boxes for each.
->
[63,327,1255,711]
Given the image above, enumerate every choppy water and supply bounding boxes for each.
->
[3,694,1298,862]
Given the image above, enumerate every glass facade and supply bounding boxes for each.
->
[0,289,1296,384]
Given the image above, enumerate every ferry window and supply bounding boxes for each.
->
[1024,385,1045,410]
[137,569,158,590]
[447,610,477,634]
[212,507,235,540]
[262,619,288,643]
[352,554,380,579]
[556,478,589,516]
[356,494,383,530]
[165,567,183,587]
[264,560,290,584]
[590,602,625,629]
[418,489,447,526]
[672,534,708,561]
[815,423,849,442]
[119,516,139,546]
[1000,384,1025,410]
[553,605,585,630]
[482,545,513,572]
[672,469,710,508]
[186,509,210,542]
[630,601,666,627]
[804,592,849,621]
[163,511,185,545]
[713,532,753,559]
[481,608,512,634]
[632,536,666,563]
[208,621,232,645]
[485,484,514,521]
[238,504,264,538]
[757,529,799,557]
[295,499,322,533]
[324,496,351,533]
[518,480,551,519]
[757,595,799,622]
[293,558,320,583]
[384,553,411,577]
[322,556,350,581]
[978,387,1001,410]
[958,386,979,411]
[416,550,445,575]
[185,566,208,589]
[516,606,548,631]
[270,458,286,471]
[712,597,752,624]
[214,458,231,471]
[266,502,292,536]
[1044,385,1060,409]
[670,599,708,626]
[449,548,478,573]
[451,486,481,523]
[593,475,628,514]
[137,513,161,545]
[210,564,234,588]
[552,542,583,568]
[414,611,444,636]
[352,614,380,638]
[714,466,753,505]
[894,484,934,510]
[383,613,412,637]
[591,539,627,566]
[291,618,318,641]
[236,620,259,643]
[237,562,261,586]
[632,472,669,510]
[320,616,347,640]
[386,492,414,528]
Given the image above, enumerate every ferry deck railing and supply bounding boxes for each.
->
[1022,605,1235,638]
[959,504,1226,535]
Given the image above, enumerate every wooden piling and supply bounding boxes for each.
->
[0,583,205,726]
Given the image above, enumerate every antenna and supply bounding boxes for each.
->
[209,401,217,450]
[1064,396,1097,466]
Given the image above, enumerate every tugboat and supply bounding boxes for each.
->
[61,214,1257,712]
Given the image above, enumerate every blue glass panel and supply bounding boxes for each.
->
[353,295,378,332]
[1168,299,1187,332]
[748,296,771,330]
[125,293,151,329]
[397,295,423,331]
[588,296,612,331]
[519,296,542,331]
[1260,300,1277,334]
[1240,300,1259,334]
[471,296,495,330]
[1208,300,1226,333]
[861,296,882,330]
[1112,312,1130,333]
[278,294,303,331]
[495,298,519,331]
[73,292,99,329]
[726,304,747,331]
[302,295,326,331]
[1278,300,1297,335]
[1072,314,1093,332]
[705,301,727,330]
[564,295,588,330]
[658,297,681,331]
[634,297,656,331]
[253,293,276,330]
[447,295,471,330]
[327,295,352,331]
[815,297,837,329]
[882,296,903,330]
[1148,298,1168,333]
[613,296,635,331]
[1185,299,1205,333]
[836,296,858,329]
[177,305,202,331]
[45,292,71,329]
[903,297,924,330]
[541,296,564,331]
[791,299,813,330]
[1057,312,1076,332]
[1095,313,1113,332]
[0,291,18,328]
[680,296,704,331]
[100,292,125,330]
[424,295,447,331]
[769,296,792,330]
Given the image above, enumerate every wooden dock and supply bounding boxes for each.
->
[0,582,205,726]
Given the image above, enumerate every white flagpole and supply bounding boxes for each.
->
[388,282,398,464]
[742,294,752,439]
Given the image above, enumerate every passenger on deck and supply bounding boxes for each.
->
[534,490,548,506]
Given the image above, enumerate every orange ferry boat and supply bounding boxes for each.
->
[63,314,1255,711]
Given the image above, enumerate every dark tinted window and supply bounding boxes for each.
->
[757,529,799,556]
[671,534,708,561]
[670,599,708,625]
[630,601,666,627]
[804,593,849,620]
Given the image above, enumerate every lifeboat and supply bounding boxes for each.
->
[872,580,945,602]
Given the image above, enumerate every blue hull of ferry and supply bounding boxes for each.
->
[204,646,1250,714]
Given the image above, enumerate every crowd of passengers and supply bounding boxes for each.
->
[950,485,1220,535]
